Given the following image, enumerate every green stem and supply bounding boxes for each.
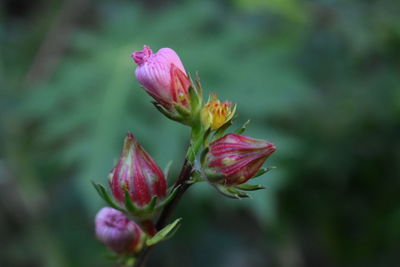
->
[133,127,203,267]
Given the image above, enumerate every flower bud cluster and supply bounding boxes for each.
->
[93,45,277,257]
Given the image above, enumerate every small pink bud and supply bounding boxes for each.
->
[109,132,167,207]
[204,134,276,185]
[95,207,144,254]
[132,46,191,111]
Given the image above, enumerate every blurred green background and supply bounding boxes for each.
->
[1,0,400,266]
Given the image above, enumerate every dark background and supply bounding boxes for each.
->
[1,0,400,266]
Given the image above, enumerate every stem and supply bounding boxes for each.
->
[133,147,197,267]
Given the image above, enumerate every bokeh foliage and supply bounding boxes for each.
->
[1,0,400,266]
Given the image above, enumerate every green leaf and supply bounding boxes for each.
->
[202,128,212,147]
[204,169,226,183]
[212,184,250,199]
[200,147,209,166]
[253,166,276,178]
[234,119,251,134]
[146,218,182,246]
[124,189,140,215]
[144,196,158,212]
[174,103,191,118]
[156,185,180,209]
[213,116,235,139]
[163,160,173,178]
[152,102,180,121]
[187,170,205,184]
[91,181,123,211]
[188,85,201,114]
[194,72,203,97]
[235,184,266,191]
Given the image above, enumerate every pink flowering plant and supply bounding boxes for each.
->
[92,46,276,266]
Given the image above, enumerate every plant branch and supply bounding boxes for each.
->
[133,158,194,267]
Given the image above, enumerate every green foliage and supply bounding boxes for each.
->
[146,218,182,246]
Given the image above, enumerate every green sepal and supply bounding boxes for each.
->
[105,253,136,266]
[213,116,235,139]
[123,189,160,219]
[124,189,141,215]
[187,126,204,162]
[163,160,173,178]
[144,196,158,212]
[235,184,266,191]
[204,169,226,183]
[200,147,209,166]
[188,85,201,115]
[145,218,182,246]
[186,170,205,184]
[202,128,212,147]
[252,166,276,178]
[156,185,180,209]
[234,119,250,135]
[152,102,180,121]
[91,181,123,211]
[194,72,203,97]
[174,103,191,118]
[213,184,250,199]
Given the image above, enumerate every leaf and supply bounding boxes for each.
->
[200,147,209,166]
[123,189,140,215]
[174,104,191,118]
[213,115,235,140]
[253,166,276,178]
[188,85,201,114]
[146,218,182,246]
[212,184,250,199]
[194,72,203,97]
[202,128,212,147]
[234,119,251,134]
[235,184,266,191]
[152,102,180,121]
[91,181,123,211]
[163,160,173,178]
[144,196,158,212]
[156,185,180,209]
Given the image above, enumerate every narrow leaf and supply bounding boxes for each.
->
[156,185,180,209]
[152,102,180,121]
[91,181,122,211]
[194,72,203,97]
[124,189,140,215]
[212,184,250,199]
[146,218,182,246]
[202,128,212,147]
[175,104,191,118]
[145,196,158,212]
[253,166,276,178]
[188,85,200,113]
[234,119,250,134]
[163,160,173,178]
[213,117,234,139]
[235,184,266,191]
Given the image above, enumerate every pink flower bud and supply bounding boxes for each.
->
[132,46,191,111]
[109,132,167,207]
[204,134,276,185]
[95,207,144,254]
